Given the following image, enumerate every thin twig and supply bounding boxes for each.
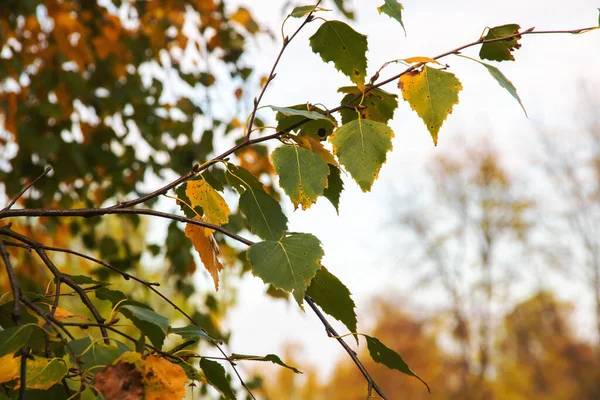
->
[245,0,321,140]
[1,166,52,212]
[0,239,21,324]
[305,295,388,400]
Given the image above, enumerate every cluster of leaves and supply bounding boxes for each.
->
[1,0,598,399]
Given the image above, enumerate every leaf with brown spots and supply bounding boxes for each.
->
[95,361,144,400]
[398,66,462,145]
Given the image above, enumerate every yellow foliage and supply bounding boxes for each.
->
[184,220,224,290]
[0,354,21,385]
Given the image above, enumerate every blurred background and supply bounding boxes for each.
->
[1,0,599,399]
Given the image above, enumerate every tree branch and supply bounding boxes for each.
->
[1,166,52,212]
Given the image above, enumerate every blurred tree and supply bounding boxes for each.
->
[536,91,600,353]
[494,291,600,399]
[395,145,534,398]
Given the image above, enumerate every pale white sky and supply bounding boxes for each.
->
[219,0,600,381]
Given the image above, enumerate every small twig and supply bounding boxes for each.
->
[245,0,321,141]
[0,239,21,324]
[305,295,388,400]
[19,346,29,400]
[1,166,52,212]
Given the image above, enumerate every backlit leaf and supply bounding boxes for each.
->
[231,353,301,373]
[119,305,169,349]
[365,335,430,393]
[20,357,68,390]
[69,337,125,375]
[309,21,368,88]
[404,56,440,65]
[0,354,20,384]
[0,324,36,357]
[53,306,86,320]
[247,233,324,306]
[272,145,329,210]
[339,86,398,124]
[294,136,339,166]
[466,57,527,116]
[323,165,344,213]
[398,66,462,145]
[184,221,224,290]
[230,7,259,34]
[479,24,521,62]
[268,105,333,122]
[330,118,394,191]
[306,267,357,343]
[290,5,317,18]
[377,0,406,34]
[185,179,230,235]
[169,325,214,342]
[226,164,288,240]
[275,104,337,140]
[200,358,235,399]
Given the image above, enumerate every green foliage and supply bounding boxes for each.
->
[479,24,522,61]
[200,358,236,399]
[330,118,394,191]
[247,233,324,306]
[310,21,368,87]
[377,0,406,34]
[0,1,595,398]
[364,335,431,392]
[272,145,329,210]
[306,267,358,343]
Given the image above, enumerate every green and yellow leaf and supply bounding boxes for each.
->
[398,65,462,145]
[272,145,329,210]
[330,118,394,191]
[479,24,521,62]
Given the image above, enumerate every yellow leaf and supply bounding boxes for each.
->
[53,307,86,320]
[0,354,20,384]
[230,7,259,34]
[185,221,224,290]
[304,137,339,167]
[185,179,230,236]
[404,56,440,65]
[143,355,187,400]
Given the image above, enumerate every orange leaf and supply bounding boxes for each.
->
[184,221,223,290]
[53,307,86,320]
[95,360,144,400]
[143,355,187,400]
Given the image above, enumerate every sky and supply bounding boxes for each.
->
[216,0,600,380]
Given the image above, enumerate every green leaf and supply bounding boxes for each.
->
[69,338,125,374]
[598,8,600,26]
[332,0,355,19]
[330,118,394,191]
[63,274,108,287]
[200,358,235,399]
[479,24,521,62]
[231,353,301,373]
[306,267,357,343]
[23,357,68,390]
[94,287,129,305]
[272,145,329,210]
[398,66,462,145]
[290,5,317,18]
[465,56,527,116]
[323,165,344,213]
[364,335,430,393]
[275,104,337,141]
[338,86,398,124]
[0,324,36,357]
[169,325,214,342]
[309,21,368,87]
[268,105,333,122]
[247,233,324,306]
[119,305,169,349]
[377,0,406,34]
[226,164,288,240]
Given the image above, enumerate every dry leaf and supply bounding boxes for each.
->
[185,220,224,290]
